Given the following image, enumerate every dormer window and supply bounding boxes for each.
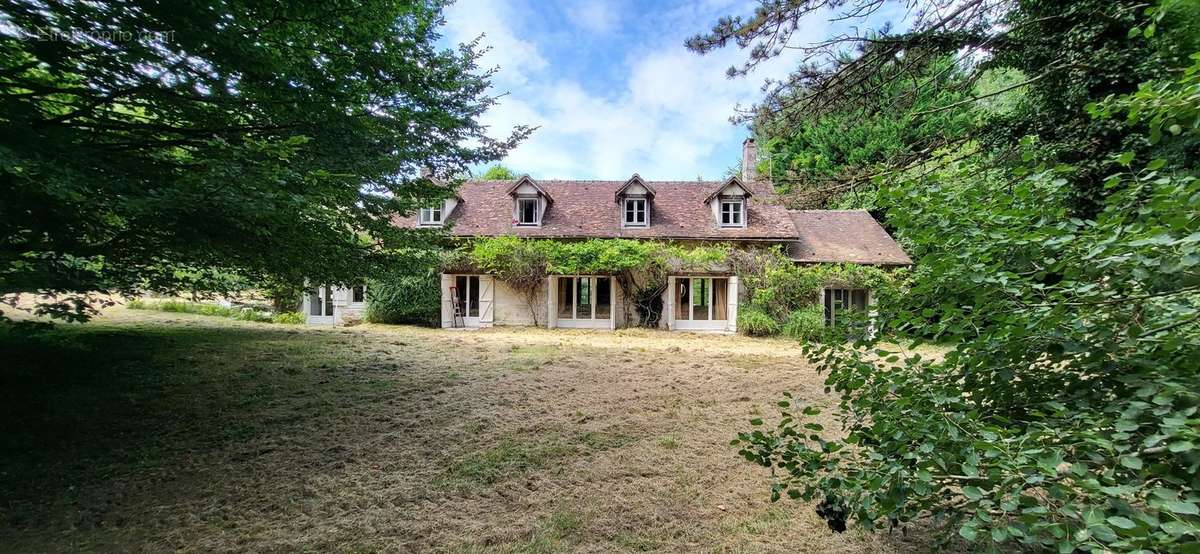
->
[706,176,752,229]
[624,197,647,227]
[516,197,540,225]
[719,199,744,227]
[419,205,443,226]
[506,175,551,228]
[616,174,654,229]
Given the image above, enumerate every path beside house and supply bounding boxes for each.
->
[0,308,943,552]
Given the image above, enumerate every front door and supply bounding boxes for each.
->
[673,277,730,331]
[307,285,335,325]
[455,275,481,327]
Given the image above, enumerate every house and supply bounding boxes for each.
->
[304,139,911,330]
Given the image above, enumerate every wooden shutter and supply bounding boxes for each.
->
[726,276,739,333]
[440,274,453,328]
[479,275,495,326]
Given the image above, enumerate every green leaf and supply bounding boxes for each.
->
[959,522,979,542]
[1119,455,1143,470]
[1107,516,1137,530]
[1163,501,1200,515]
[962,486,984,501]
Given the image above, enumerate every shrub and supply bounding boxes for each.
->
[270,311,304,325]
[126,299,277,323]
[737,306,780,336]
[364,272,440,326]
[780,306,826,341]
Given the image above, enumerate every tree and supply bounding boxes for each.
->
[696,0,1200,551]
[0,0,530,321]
[481,164,520,179]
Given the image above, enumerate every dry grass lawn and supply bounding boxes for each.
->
[0,307,944,552]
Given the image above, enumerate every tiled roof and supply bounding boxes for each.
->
[786,210,913,266]
[397,179,797,240]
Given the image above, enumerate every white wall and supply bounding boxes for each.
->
[494,279,547,326]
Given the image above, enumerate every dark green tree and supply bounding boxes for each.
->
[0,0,530,320]
[695,0,1200,551]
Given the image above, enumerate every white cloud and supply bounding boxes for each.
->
[443,0,547,87]
[563,0,620,33]
[444,0,831,179]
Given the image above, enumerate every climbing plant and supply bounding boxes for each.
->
[456,237,899,335]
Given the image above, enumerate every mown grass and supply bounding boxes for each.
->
[0,319,378,534]
[440,429,633,487]
[126,298,303,324]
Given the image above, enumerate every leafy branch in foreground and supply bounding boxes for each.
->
[734,57,1200,552]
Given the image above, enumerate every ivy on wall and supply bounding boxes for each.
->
[445,236,905,337]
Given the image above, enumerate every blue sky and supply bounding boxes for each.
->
[441,0,905,180]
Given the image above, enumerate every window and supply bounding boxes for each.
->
[823,288,868,325]
[516,197,539,225]
[624,198,647,226]
[455,275,480,318]
[557,276,611,319]
[351,285,365,304]
[675,277,730,321]
[419,206,443,225]
[720,200,744,227]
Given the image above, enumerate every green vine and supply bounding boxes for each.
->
[445,236,903,335]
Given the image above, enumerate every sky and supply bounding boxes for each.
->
[440,0,905,181]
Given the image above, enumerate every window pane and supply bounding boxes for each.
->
[576,277,592,319]
[692,278,710,320]
[352,285,365,303]
[308,289,321,316]
[468,276,480,317]
[824,289,834,325]
[557,277,573,318]
[455,276,467,315]
[713,278,728,320]
[675,278,690,320]
[596,277,611,318]
[851,289,868,310]
[323,285,333,317]
[519,198,538,224]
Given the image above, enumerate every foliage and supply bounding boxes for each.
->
[780,306,827,342]
[732,49,1200,554]
[731,248,899,340]
[702,0,1200,550]
[0,0,530,321]
[736,306,780,337]
[463,237,729,327]
[269,312,305,325]
[481,165,520,179]
[125,299,300,324]
[364,274,441,327]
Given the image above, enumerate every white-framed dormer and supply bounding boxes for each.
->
[705,176,752,229]
[415,195,459,228]
[418,205,443,226]
[507,175,552,227]
[615,173,654,228]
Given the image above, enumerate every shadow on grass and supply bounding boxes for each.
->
[0,320,391,533]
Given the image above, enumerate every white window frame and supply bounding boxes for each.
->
[350,284,366,306]
[556,276,612,321]
[418,205,443,226]
[623,197,648,227]
[823,288,869,326]
[719,199,745,227]
[515,196,540,226]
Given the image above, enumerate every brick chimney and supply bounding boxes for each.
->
[741,138,757,181]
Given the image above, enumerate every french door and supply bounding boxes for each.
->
[455,275,480,325]
[306,285,335,324]
[556,276,612,324]
[674,277,729,329]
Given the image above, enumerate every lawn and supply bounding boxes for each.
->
[0,307,940,552]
